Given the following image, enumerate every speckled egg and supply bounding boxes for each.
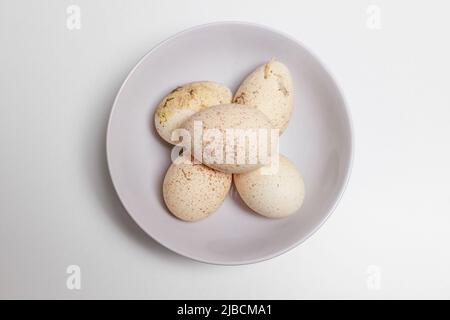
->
[154,81,232,144]
[162,157,232,222]
[234,59,293,133]
[181,104,275,174]
[233,155,305,218]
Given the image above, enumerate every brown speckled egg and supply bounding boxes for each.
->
[154,81,232,144]
[233,155,305,218]
[162,157,232,222]
[181,104,275,174]
[234,59,293,133]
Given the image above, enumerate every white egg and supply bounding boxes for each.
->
[162,157,232,222]
[233,155,305,218]
[234,59,293,133]
[181,104,276,174]
[154,81,232,144]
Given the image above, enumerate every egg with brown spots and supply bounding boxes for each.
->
[162,157,232,222]
[233,155,305,218]
[181,104,275,174]
[234,59,293,133]
[154,81,232,144]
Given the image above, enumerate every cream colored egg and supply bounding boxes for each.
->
[155,81,232,144]
[234,59,293,133]
[162,157,232,222]
[233,155,305,218]
[181,104,276,174]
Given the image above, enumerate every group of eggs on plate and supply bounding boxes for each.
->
[154,59,305,222]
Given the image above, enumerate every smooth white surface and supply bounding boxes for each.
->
[1,0,450,299]
[107,22,353,265]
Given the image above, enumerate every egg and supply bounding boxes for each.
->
[162,156,232,221]
[154,81,232,144]
[181,104,276,174]
[233,155,305,218]
[234,59,293,133]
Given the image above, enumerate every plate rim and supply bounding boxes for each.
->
[106,21,355,265]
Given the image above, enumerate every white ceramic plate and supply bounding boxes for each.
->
[107,22,353,265]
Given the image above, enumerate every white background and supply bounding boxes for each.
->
[1,0,450,299]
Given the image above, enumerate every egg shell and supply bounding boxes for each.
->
[155,81,232,144]
[181,104,275,174]
[234,59,293,133]
[163,157,232,222]
[233,155,305,218]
